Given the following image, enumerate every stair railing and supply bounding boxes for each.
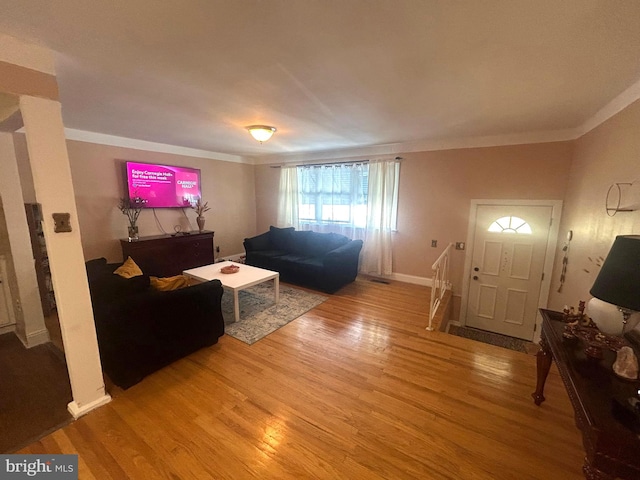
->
[427,243,453,331]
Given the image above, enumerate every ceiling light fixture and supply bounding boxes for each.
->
[246,125,277,143]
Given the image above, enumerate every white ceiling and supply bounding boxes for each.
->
[2,1,640,162]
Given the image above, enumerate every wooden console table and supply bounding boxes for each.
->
[120,231,214,277]
[533,309,640,480]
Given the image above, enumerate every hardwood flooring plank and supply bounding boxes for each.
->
[17,279,584,479]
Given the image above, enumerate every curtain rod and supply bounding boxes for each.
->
[269,156,402,168]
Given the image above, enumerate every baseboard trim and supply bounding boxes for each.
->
[243,262,442,290]
[67,394,112,419]
[389,272,432,286]
[220,252,245,262]
[446,320,461,331]
[359,272,433,286]
[367,272,454,290]
[0,324,15,336]
[19,327,50,348]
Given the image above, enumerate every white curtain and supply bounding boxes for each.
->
[276,158,400,276]
[276,166,299,229]
[359,159,400,276]
[297,163,367,240]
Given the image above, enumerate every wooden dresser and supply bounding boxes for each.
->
[120,231,214,277]
[533,308,640,480]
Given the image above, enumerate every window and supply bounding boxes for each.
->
[278,158,401,275]
[487,216,532,234]
[298,163,369,228]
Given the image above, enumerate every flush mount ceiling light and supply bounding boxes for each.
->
[246,125,277,143]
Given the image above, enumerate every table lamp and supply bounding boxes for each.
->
[589,235,640,335]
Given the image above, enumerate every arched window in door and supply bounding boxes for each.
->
[487,216,532,234]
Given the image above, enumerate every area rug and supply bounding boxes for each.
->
[447,324,538,354]
[221,283,327,345]
[0,334,73,453]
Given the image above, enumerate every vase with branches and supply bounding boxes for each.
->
[119,195,146,240]
[192,198,210,232]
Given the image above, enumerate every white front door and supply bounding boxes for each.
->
[465,204,554,340]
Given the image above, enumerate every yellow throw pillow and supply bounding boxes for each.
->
[113,256,143,278]
[150,275,189,291]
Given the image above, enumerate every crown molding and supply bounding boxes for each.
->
[251,128,579,165]
[574,76,640,138]
[64,128,249,164]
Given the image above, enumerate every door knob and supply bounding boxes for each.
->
[473,275,478,280]
[474,267,479,271]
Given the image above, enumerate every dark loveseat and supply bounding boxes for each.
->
[244,226,363,293]
[85,258,225,389]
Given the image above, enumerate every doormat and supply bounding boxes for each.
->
[222,283,327,345]
[447,325,539,354]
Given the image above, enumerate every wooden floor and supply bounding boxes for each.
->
[20,279,585,479]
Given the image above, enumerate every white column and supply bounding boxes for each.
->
[19,96,111,418]
[0,132,49,345]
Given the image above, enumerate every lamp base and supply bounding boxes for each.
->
[587,298,640,336]
[620,307,640,335]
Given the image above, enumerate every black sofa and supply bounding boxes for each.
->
[85,258,225,389]
[243,226,363,293]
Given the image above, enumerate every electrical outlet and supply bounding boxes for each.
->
[455,242,466,250]
[431,240,438,248]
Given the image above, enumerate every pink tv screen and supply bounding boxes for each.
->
[125,161,201,208]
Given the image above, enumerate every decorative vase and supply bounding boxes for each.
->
[128,225,139,242]
[197,215,205,232]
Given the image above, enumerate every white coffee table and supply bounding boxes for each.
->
[183,261,279,323]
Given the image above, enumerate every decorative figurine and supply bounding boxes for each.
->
[563,301,594,326]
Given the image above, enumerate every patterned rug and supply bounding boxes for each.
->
[447,324,538,354]
[221,283,327,345]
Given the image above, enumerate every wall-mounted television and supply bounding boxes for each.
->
[125,161,202,208]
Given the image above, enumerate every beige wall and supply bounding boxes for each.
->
[255,141,573,319]
[394,143,572,283]
[56,97,639,320]
[64,107,640,320]
[9,71,639,328]
[0,195,22,333]
[12,133,36,203]
[548,99,640,312]
[61,95,640,315]
[63,140,256,262]
[254,164,281,235]
[0,131,48,344]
